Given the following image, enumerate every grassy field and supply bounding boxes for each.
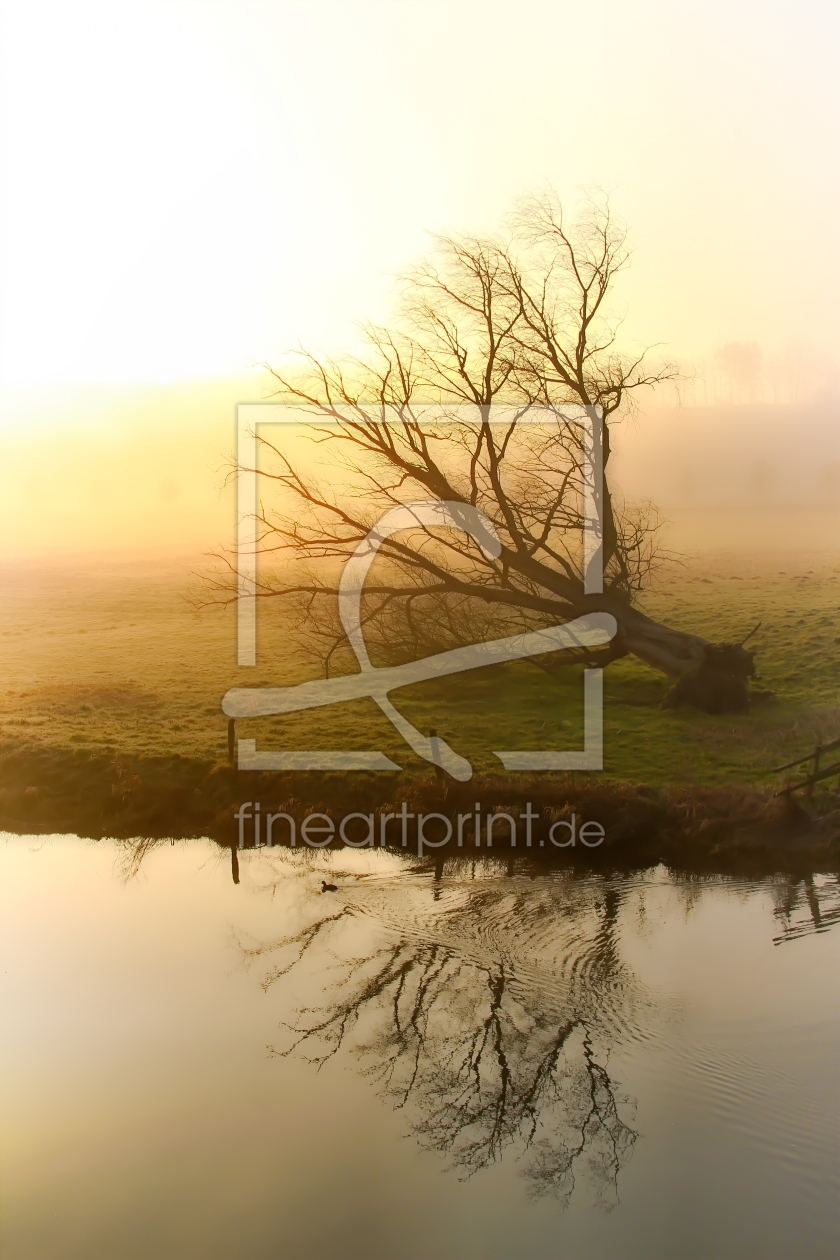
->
[1,548,839,794]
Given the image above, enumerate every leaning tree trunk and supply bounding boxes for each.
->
[593,599,757,714]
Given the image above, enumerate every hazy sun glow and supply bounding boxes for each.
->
[1,0,838,387]
[1,1,837,561]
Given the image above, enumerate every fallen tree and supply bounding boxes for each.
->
[225,191,759,712]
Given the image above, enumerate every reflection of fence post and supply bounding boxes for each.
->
[228,718,236,766]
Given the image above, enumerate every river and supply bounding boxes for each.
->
[1,837,838,1259]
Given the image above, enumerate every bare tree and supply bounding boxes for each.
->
[220,191,758,711]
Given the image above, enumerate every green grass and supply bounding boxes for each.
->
[1,553,839,790]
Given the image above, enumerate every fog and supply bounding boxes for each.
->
[2,382,838,565]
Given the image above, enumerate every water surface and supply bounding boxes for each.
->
[1,838,838,1259]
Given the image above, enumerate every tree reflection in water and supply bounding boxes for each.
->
[243,862,649,1207]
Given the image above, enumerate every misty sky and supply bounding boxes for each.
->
[1,0,838,388]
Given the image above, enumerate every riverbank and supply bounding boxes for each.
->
[2,551,839,875]
[1,742,837,875]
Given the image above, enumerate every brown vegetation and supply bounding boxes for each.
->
[1,741,835,875]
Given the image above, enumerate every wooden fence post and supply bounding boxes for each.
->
[429,728,444,786]
[806,742,822,803]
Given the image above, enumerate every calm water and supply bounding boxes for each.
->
[1,838,838,1260]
